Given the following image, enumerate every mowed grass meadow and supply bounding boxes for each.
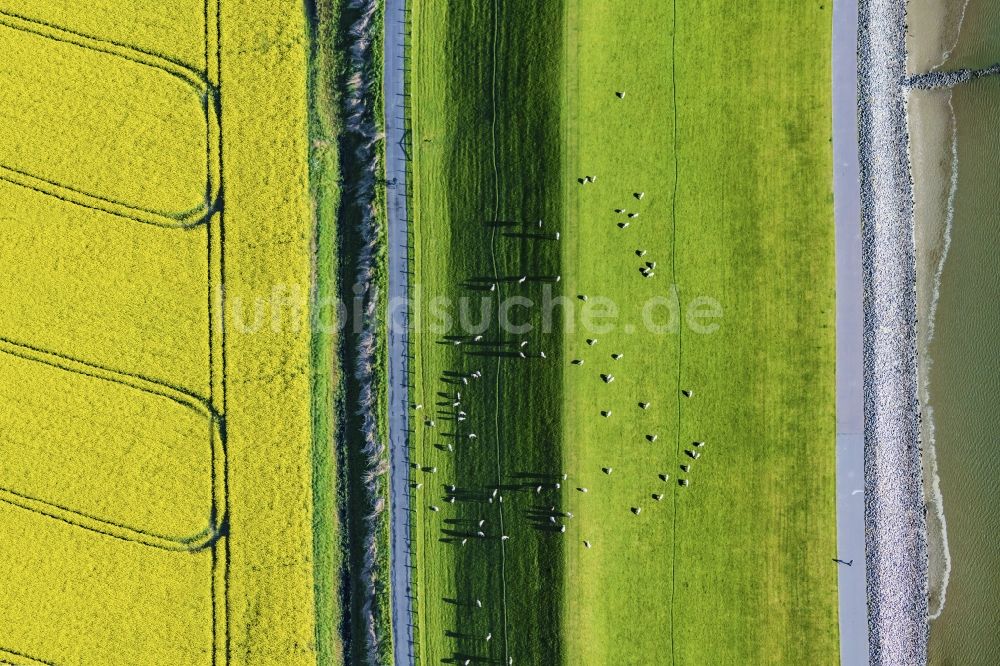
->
[561,1,837,664]
[411,0,838,664]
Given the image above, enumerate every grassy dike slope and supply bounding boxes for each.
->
[561,1,838,664]
[410,1,565,664]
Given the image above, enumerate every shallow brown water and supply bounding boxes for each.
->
[908,0,1000,73]
[910,71,1000,665]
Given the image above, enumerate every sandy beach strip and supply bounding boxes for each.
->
[859,0,930,663]
[905,0,970,74]
[907,85,956,624]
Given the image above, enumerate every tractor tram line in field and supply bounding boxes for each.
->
[207,0,229,660]
[668,0,682,660]
[0,337,226,552]
[0,10,222,230]
[0,0,236,659]
[487,0,513,663]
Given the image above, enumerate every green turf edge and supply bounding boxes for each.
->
[306,0,343,663]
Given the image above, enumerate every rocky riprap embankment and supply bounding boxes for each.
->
[858,0,929,663]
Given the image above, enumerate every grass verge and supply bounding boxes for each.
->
[307,0,344,662]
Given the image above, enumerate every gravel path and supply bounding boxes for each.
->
[859,0,929,662]
[384,0,414,662]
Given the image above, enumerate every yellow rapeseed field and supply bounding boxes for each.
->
[0,1,330,663]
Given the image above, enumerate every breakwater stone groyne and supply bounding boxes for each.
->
[906,62,1000,90]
